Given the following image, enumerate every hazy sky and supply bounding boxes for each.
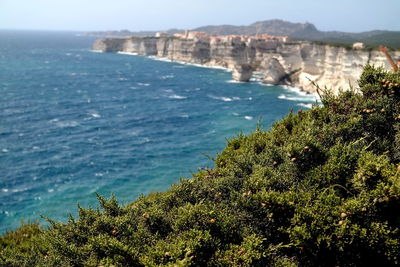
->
[1,0,399,32]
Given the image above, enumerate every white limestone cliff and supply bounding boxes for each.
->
[92,36,400,94]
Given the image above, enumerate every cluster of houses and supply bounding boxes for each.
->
[155,31,367,50]
[155,30,291,44]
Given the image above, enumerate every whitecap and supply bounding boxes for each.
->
[128,130,142,136]
[55,121,79,128]
[148,56,172,63]
[140,137,151,143]
[2,188,9,192]
[244,116,253,120]
[47,188,54,192]
[91,113,101,118]
[185,88,201,92]
[147,56,231,72]
[208,95,234,102]
[12,187,29,193]
[297,103,313,109]
[117,51,138,55]
[278,94,287,99]
[227,80,245,83]
[163,89,174,93]
[279,94,316,102]
[160,74,174,79]
[169,94,187,100]
[2,148,9,153]
[137,82,151,86]
[232,112,240,116]
[180,114,189,118]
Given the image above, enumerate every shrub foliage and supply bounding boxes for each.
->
[2,65,400,266]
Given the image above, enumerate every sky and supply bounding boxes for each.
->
[1,0,399,33]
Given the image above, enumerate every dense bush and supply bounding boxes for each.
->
[1,65,400,266]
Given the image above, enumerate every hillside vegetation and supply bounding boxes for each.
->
[1,65,400,266]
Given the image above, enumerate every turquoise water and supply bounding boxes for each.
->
[0,30,317,233]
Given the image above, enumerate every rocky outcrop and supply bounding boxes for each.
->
[92,35,400,94]
[263,58,286,84]
[232,64,253,82]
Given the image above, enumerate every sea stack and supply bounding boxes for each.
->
[232,64,253,82]
[263,58,287,85]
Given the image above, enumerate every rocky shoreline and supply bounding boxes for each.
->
[92,32,399,94]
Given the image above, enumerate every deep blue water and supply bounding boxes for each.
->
[0,30,317,233]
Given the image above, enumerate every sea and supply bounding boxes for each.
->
[0,30,318,233]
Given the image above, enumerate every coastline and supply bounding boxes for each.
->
[92,35,399,95]
[99,49,320,104]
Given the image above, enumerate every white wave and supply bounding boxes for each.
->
[2,148,9,153]
[136,137,151,144]
[91,50,104,53]
[55,121,79,128]
[137,82,151,86]
[147,56,231,72]
[232,112,240,116]
[160,74,174,79]
[91,113,101,118]
[227,80,245,83]
[244,116,253,120]
[12,187,29,193]
[278,94,287,99]
[185,87,201,92]
[278,94,316,102]
[208,95,242,102]
[169,94,187,99]
[180,114,189,118]
[2,188,9,192]
[118,77,128,81]
[163,89,174,93]
[210,95,232,101]
[260,83,275,87]
[297,103,313,109]
[117,51,138,55]
[148,56,172,62]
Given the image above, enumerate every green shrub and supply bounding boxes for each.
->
[2,65,400,266]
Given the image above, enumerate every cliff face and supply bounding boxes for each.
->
[93,36,399,93]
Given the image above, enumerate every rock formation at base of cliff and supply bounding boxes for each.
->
[232,64,253,82]
[92,34,400,94]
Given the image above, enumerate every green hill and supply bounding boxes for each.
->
[2,66,400,266]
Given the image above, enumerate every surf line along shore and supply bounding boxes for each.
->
[92,31,400,94]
